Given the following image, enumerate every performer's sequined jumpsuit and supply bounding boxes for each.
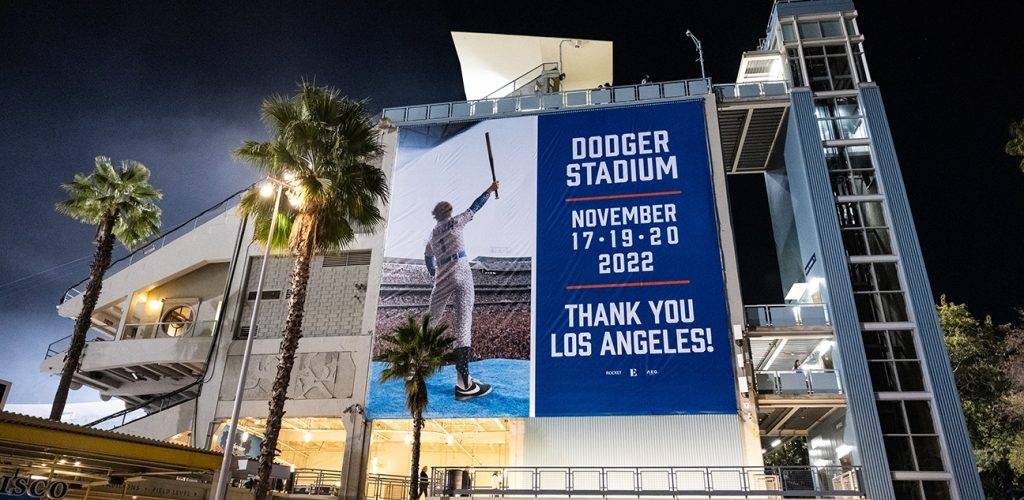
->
[424,191,491,347]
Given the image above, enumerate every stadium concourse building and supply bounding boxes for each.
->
[39,1,983,499]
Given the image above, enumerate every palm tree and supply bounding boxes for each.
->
[375,314,458,500]
[51,157,162,421]
[234,82,388,500]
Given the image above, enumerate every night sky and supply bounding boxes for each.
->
[1,1,1021,404]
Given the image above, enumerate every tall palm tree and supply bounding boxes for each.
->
[234,82,388,500]
[375,314,458,500]
[51,157,162,421]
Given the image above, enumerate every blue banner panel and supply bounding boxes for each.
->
[534,101,735,416]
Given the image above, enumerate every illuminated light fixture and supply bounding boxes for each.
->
[446,435,454,446]
[147,299,163,311]
[259,183,275,198]
[770,439,782,448]
[58,459,66,465]
[74,461,81,467]
[29,475,47,480]
[282,171,296,182]
[135,292,148,303]
[761,449,767,454]
[304,431,313,443]
[287,194,302,207]
[836,444,853,457]
[241,431,250,442]
[404,433,413,445]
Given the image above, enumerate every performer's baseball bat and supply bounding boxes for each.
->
[484,132,499,199]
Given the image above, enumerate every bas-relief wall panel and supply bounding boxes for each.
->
[219,351,356,401]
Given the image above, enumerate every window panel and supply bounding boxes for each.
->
[892,481,924,500]
[869,361,899,391]
[821,20,843,37]
[884,436,916,470]
[782,24,797,42]
[920,481,951,500]
[895,361,925,391]
[888,330,918,359]
[913,436,944,471]
[877,401,907,433]
[904,400,935,433]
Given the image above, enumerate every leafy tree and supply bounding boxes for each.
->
[234,82,388,500]
[1006,118,1024,173]
[51,157,161,420]
[939,296,1024,497]
[762,437,809,467]
[375,315,458,500]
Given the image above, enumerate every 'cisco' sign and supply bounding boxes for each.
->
[0,472,69,499]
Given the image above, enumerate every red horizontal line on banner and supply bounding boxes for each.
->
[565,190,682,203]
[566,279,691,290]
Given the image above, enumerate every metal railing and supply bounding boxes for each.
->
[755,369,844,395]
[428,465,864,498]
[60,186,247,304]
[482,62,560,99]
[714,80,791,100]
[382,78,713,126]
[290,468,343,496]
[44,320,216,360]
[366,473,412,500]
[745,304,831,329]
[86,379,202,429]
[121,319,217,340]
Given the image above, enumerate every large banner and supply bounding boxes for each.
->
[368,100,734,419]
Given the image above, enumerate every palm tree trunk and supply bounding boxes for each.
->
[255,223,316,500]
[410,413,424,500]
[50,214,116,421]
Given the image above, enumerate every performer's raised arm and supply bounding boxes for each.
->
[468,181,500,213]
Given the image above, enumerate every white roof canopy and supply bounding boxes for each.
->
[451,32,613,100]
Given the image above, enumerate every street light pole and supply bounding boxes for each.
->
[212,181,284,500]
[685,29,706,81]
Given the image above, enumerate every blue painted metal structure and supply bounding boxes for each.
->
[861,84,986,500]
[784,89,896,500]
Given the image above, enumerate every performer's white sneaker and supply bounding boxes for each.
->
[455,378,492,402]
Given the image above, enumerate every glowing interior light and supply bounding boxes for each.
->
[404,433,413,445]
[770,439,782,448]
[446,435,454,445]
[304,431,313,443]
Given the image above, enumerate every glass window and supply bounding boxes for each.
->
[878,400,945,473]
[782,23,797,42]
[884,436,915,470]
[892,481,925,500]
[869,361,899,391]
[799,21,823,39]
[904,400,935,433]
[787,48,804,87]
[821,20,844,38]
[913,436,944,471]
[845,18,858,36]
[921,481,952,500]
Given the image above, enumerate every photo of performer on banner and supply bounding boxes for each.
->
[369,117,537,419]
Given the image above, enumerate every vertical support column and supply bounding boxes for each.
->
[340,408,371,500]
[703,94,762,464]
[786,89,895,500]
[860,84,985,500]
